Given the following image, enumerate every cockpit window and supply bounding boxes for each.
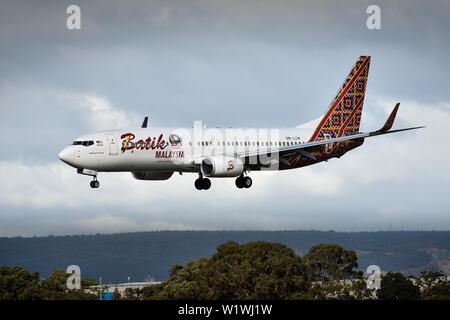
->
[73,140,94,146]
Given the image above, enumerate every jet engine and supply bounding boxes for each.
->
[132,171,174,180]
[201,156,244,177]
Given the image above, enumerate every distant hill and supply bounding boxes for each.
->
[1,231,449,283]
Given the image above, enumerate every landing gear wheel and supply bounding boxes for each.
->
[90,180,100,189]
[195,178,203,190]
[235,176,244,189]
[243,176,252,188]
[195,178,211,190]
[203,178,211,190]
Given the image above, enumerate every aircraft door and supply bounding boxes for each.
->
[106,134,119,155]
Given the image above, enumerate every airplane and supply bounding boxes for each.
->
[58,56,424,190]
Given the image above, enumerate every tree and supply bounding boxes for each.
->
[41,269,97,300]
[417,271,450,300]
[143,241,310,300]
[303,244,361,282]
[0,266,42,300]
[309,278,375,300]
[415,271,446,291]
[377,272,420,300]
[422,281,450,300]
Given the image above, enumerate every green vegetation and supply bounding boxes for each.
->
[304,244,373,299]
[1,241,449,300]
[142,241,310,299]
[1,231,448,282]
[304,244,361,282]
[377,272,421,300]
[0,266,41,300]
[0,266,97,300]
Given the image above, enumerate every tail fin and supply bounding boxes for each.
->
[309,56,371,141]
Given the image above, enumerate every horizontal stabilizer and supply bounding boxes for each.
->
[369,126,425,137]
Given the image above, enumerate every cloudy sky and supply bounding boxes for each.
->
[0,0,449,236]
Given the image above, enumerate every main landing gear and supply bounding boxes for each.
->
[90,177,100,189]
[235,175,252,189]
[194,174,253,190]
[195,174,211,190]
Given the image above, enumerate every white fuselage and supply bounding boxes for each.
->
[58,127,315,173]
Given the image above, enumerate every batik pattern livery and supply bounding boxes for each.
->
[282,56,371,169]
[310,56,371,141]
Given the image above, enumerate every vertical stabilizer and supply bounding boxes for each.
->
[309,56,371,141]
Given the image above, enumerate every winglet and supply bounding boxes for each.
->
[141,116,149,128]
[375,103,400,134]
[369,103,424,137]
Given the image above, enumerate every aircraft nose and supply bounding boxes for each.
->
[58,147,73,165]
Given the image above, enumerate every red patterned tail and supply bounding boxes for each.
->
[309,56,371,142]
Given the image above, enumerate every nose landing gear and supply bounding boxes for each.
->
[77,169,100,189]
[90,177,100,189]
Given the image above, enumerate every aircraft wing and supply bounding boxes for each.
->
[239,103,424,162]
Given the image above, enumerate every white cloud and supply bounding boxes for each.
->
[54,93,140,131]
[76,214,206,234]
[77,95,138,131]
[0,83,140,134]
[76,215,139,233]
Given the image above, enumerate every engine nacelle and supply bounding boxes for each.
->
[132,171,174,180]
[201,156,244,177]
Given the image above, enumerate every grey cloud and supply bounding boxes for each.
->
[0,0,449,235]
